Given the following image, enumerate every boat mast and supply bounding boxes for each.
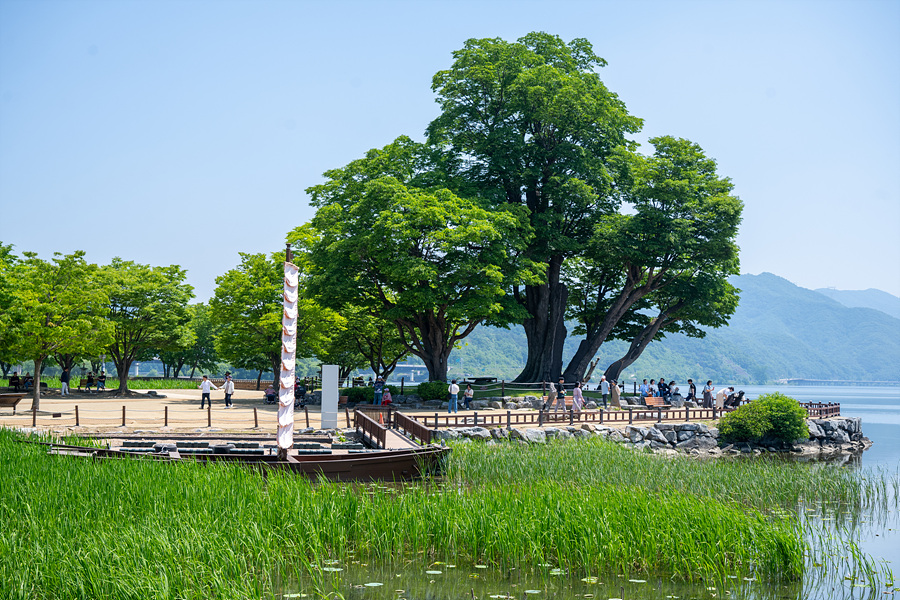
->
[277,243,299,460]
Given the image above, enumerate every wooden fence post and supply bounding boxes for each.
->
[569,409,574,426]
[473,411,478,426]
[253,407,258,428]
[599,408,604,425]
[501,380,505,397]
[628,409,633,425]
[401,377,405,395]
[538,409,543,427]
[164,405,168,427]
[506,410,511,430]
[304,406,310,428]
[75,405,80,427]
[345,407,350,427]
[207,404,211,427]
[122,405,127,427]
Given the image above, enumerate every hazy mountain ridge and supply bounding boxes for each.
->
[814,287,900,320]
[449,273,900,384]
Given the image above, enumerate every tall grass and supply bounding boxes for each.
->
[1,377,202,390]
[0,430,809,599]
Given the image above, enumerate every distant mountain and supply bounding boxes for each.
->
[448,273,900,385]
[814,287,900,320]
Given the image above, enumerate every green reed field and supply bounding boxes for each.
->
[0,430,889,599]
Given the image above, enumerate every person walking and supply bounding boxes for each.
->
[373,377,384,405]
[553,377,567,416]
[222,375,235,408]
[702,380,714,408]
[572,381,584,414]
[463,384,474,410]
[60,368,70,396]
[198,375,218,409]
[447,379,459,413]
[686,379,696,404]
[599,375,609,408]
[610,379,621,409]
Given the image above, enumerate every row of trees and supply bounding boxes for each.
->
[291,32,742,384]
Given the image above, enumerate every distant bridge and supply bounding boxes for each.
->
[776,379,899,387]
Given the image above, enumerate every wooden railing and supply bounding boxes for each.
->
[354,409,387,449]
[394,412,433,445]
[355,405,395,428]
[802,402,841,418]
[415,406,733,429]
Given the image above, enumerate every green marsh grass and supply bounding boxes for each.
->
[1,430,894,599]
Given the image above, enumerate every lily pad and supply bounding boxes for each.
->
[364,582,383,587]
[425,570,442,575]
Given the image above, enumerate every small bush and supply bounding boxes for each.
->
[719,392,808,444]
[415,381,449,401]
[339,386,399,404]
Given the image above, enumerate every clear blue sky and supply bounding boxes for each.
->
[1,0,898,299]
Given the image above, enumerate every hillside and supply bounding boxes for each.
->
[447,273,900,384]
[814,287,900,320]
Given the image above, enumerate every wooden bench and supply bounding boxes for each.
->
[0,393,26,414]
[77,378,96,391]
[644,396,671,409]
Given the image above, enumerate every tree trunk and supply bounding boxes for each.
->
[514,257,568,383]
[256,370,263,391]
[115,358,133,393]
[271,355,281,388]
[29,355,43,411]
[583,358,601,383]
[189,364,197,379]
[0,362,10,377]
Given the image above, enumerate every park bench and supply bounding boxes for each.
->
[644,396,671,409]
[0,393,26,414]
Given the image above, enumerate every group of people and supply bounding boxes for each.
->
[637,377,743,409]
[58,368,107,395]
[199,374,235,409]
[7,372,34,391]
[445,380,476,413]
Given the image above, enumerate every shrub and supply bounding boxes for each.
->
[718,392,809,444]
[339,386,399,404]
[415,381,449,401]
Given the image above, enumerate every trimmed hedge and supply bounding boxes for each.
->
[719,392,809,444]
[415,381,450,402]
[339,385,400,404]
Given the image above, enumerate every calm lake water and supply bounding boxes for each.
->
[289,385,900,600]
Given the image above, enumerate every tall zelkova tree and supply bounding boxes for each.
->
[602,273,740,382]
[6,251,112,409]
[210,252,335,389]
[561,136,742,382]
[103,259,193,393]
[427,32,642,382]
[0,243,22,376]
[296,169,541,382]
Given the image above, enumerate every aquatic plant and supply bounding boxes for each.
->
[719,392,809,444]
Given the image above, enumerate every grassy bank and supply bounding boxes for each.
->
[1,377,200,390]
[3,430,888,599]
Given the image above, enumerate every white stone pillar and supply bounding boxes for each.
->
[321,364,339,429]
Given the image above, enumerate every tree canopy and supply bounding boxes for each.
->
[296,163,542,382]
[103,259,193,393]
[4,250,112,408]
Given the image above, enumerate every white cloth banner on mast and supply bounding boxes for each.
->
[277,261,300,451]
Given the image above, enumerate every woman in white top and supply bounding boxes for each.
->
[222,376,235,408]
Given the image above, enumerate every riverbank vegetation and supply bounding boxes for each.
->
[4,430,896,599]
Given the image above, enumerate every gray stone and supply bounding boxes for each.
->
[649,440,668,449]
[523,428,547,444]
[707,427,719,438]
[644,428,668,444]
[504,402,519,410]
[675,423,700,432]
[460,426,491,440]
[508,428,526,441]
[675,438,699,450]
[695,436,718,450]
[625,426,648,442]
[656,422,675,431]
[433,429,461,441]
[676,430,696,442]
[543,427,561,439]
[807,421,825,439]
[684,400,699,408]
[423,399,443,408]
[580,423,595,433]
[489,401,504,409]
[829,429,851,444]
[556,430,573,440]
[574,429,592,439]
[490,427,508,440]
[585,401,598,409]
[470,400,489,410]
[697,423,710,435]
[608,430,627,443]
[669,394,685,408]
[663,430,677,444]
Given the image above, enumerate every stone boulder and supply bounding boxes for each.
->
[523,428,547,444]
[460,426,491,440]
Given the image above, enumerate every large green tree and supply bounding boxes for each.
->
[158,303,218,378]
[297,168,541,382]
[5,251,112,409]
[427,32,642,382]
[561,136,742,382]
[103,259,193,393]
[0,243,21,376]
[210,252,334,389]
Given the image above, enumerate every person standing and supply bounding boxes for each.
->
[198,375,218,409]
[572,381,584,414]
[599,376,609,408]
[222,375,235,408]
[686,379,696,404]
[463,384,474,410]
[447,379,459,413]
[703,380,714,408]
[610,379,621,409]
[553,377,567,415]
[373,377,384,405]
[60,368,70,396]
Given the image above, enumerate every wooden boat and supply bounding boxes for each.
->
[43,441,449,482]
